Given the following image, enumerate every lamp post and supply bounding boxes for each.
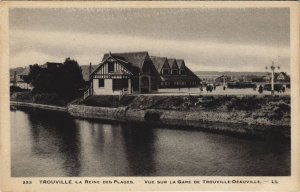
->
[266,61,280,95]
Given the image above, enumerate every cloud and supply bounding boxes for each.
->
[10,29,290,72]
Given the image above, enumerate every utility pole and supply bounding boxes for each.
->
[266,61,280,95]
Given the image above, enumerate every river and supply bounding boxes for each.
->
[11,109,290,177]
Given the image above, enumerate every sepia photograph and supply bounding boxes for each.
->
[1,1,299,192]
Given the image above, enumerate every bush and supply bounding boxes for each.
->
[10,86,23,93]
[227,96,263,111]
[32,93,66,106]
[83,95,120,107]
[11,92,33,102]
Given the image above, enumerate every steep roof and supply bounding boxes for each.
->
[150,56,168,72]
[176,59,185,69]
[102,51,149,70]
[185,67,201,81]
[274,72,290,82]
[168,58,176,68]
[19,67,30,76]
[160,73,200,82]
[90,51,150,77]
[81,65,98,81]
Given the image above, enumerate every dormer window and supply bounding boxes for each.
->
[108,62,114,73]
[180,69,185,75]
[172,69,178,75]
[162,69,169,75]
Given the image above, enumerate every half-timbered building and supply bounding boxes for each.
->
[87,52,159,96]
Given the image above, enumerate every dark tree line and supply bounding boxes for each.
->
[24,58,85,99]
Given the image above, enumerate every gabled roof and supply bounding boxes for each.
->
[46,62,63,66]
[185,67,201,81]
[19,67,30,76]
[176,59,185,69]
[274,72,290,82]
[168,59,178,69]
[150,56,169,72]
[81,65,98,81]
[102,51,149,70]
[90,51,149,78]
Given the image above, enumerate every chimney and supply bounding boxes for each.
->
[89,62,92,75]
[13,71,17,86]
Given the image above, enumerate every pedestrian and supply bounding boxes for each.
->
[258,85,263,94]
[223,86,226,91]
[282,86,286,93]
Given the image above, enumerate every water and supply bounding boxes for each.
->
[11,109,290,177]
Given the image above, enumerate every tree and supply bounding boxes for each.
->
[60,58,85,94]
[26,58,85,99]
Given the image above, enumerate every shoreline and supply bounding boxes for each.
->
[10,99,291,141]
[10,101,67,112]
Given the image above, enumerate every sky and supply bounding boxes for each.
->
[9,8,290,72]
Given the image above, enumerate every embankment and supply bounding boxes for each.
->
[11,94,291,140]
[10,101,67,112]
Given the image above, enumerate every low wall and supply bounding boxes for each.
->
[10,100,290,140]
[67,104,290,140]
[10,101,67,112]
[67,105,129,121]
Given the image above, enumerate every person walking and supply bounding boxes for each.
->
[258,85,263,94]
[282,86,286,93]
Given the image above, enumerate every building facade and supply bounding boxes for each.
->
[87,51,201,96]
[89,52,159,95]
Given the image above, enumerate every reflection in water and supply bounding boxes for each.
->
[26,110,82,176]
[121,122,156,175]
[11,109,291,177]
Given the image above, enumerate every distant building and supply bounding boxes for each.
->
[10,68,32,89]
[42,62,63,70]
[197,75,219,84]
[215,75,232,84]
[10,62,63,90]
[274,72,290,83]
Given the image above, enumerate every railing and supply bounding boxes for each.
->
[122,88,128,95]
[119,88,133,101]
[83,88,93,100]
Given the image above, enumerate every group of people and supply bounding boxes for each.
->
[197,84,287,94]
[257,85,286,94]
[199,84,227,93]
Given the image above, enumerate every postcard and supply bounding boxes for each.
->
[0,1,299,191]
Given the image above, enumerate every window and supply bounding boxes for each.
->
[172,69,178,75]
[98,79,104,87]
[108,62,114,73]
[113,79,128,91]
[162,69,169,75]
[180,70,185,75]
